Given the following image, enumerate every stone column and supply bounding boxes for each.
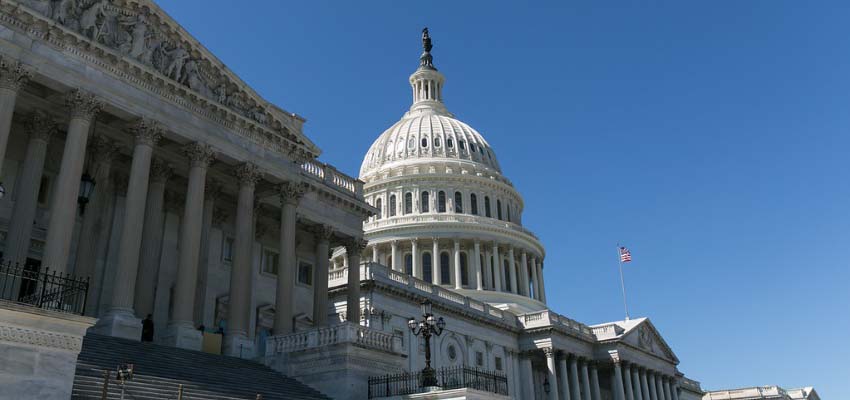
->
[453,240,462,289]
[312,225,333,326]
[345,240,366,323]
[632,366,644,400]
[558,355,572,400]
[371,245,379,263]
[95,119,162,340]
[432,238,440,285]
[640,368,651,400]
[530,256,540,300]
[274,180,305,335]
[544,348,560,400]
[42,90,102,273]
[656,375,666,400]
[5,112,55,265]
[507,247,517,294]
[590,363,601,400]
[671,382,680,400]
[537,258,548,303]
[519,250,530,297]
[194,179,222,326]
[483,249,492,289]
[491,242,501,291]
[569,356,582,400]
[663,378,672,400]
[391,240,400,271]
[580,359,592,400]
[0,57,30,179]
[133,159,172,319]
[520,355,535,400]
[648,371,658,400]
[163,142,215,350]
[623,363,635,400]
[411,239,420,278]
[473,240,482,290]
[612,362,627,400]
[223,163,261,357]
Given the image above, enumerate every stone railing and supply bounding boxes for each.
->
[363,214,539,241]
[703,386,787,400]
[518,310,594,337]
[590,323,624,337]
[301,159,364,198]
[679,377,703,393]
[330,263,517,326]
[266,322,399,356]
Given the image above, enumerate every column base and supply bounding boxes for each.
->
[223,332,255,359]
[161,321,203,351]
[90,309,142,341]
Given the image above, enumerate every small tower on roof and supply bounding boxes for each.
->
[409,27,449,116]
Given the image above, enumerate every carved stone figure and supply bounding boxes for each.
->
[163,46,189,82]
[52,0,77,25]
[183,59,209,97]
[79,1,106,41]
[214,84,227,104]
[122,13,150,59]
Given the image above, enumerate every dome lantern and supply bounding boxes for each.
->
[410,28,449,116]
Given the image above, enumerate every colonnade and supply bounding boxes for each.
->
[361,238,546,302]
[0,58,360,353]
[518,348,681,400]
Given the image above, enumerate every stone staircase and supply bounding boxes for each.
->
[72,334,331,400]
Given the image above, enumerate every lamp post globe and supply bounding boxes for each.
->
[408,298,446,388]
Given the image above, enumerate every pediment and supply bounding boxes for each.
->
[11,0,318,159]
[621,319,678,363]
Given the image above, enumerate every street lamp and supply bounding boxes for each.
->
[408,299,445,387]
[543,377,551,394]
[77,172,96,215]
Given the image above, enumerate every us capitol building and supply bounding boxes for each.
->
[0,1,820,400]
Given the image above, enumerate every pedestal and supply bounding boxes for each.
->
[223,333,255,359]
[90,309,141,341]
[161,322,203,351]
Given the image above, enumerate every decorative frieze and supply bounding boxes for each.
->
[0,55,31,91]
[0,324,83,352]
[65,89,102,121]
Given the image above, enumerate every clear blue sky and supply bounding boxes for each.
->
[158,1,848,396]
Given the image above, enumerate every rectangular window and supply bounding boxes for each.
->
[476,351,484,367]
[495,356,503,371]
[262,248,279,275]
[298,261,314,286]
[222,237,235,262]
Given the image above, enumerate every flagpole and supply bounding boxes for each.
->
[617,244,630,321]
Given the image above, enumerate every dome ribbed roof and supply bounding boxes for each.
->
[360,112,501,177]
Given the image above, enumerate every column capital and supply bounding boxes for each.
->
[0,57,31,91]
[542,347,556,358]
[88,134,120,166]
[65,89,102,121]
[312,224,334,243]
[26,110,57,142]
[182,142,216,168]
[129,118,163,147]
[150,158,174,184]
[279,180,307,205]
[345,238,368,254]
[410,238,418,245]
[235,162,262,188]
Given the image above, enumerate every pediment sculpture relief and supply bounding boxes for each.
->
[17,0,275,129]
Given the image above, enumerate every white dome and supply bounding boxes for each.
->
[360,112,502,177]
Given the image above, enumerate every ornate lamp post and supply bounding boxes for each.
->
[408,299,446,387]
[77,171,96,215]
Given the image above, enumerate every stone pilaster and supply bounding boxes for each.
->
[272,180,305,335]
[134,158,173,319]
[473,240,482,290]
[507,247,517,294]
[312,225,333,326]
[390,240,399,271]
[519,250,529,297]
[432,238,440,285]
[5,111,55,265]
[520,354,535,400]
[491,242,501,291]
[163,142,215,350]
[42,89,102,273]
[0,57,30,179]
[411,239,420,278]
[530,255,540,300]
[544,348,561,400]
[453,240,462,289]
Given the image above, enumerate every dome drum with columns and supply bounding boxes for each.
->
[337,28,547,313]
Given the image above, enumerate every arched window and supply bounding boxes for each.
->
[503,260,511,292]
[438,191,447,213]
[404,254,413,275]
[497,200,503,220]
[389,195,397,217]
[421,191,430,213]
[423,253,433,282]
[404,192,413,215]
[459,140,466,150]
[375,198,383,220]
[454,192,463,213]
[484,196,491,218]
[460,253,469,286]
[440,252,451,285]
[421,138,428,148]
[506,204,511,222]
[470,193,478,215]
[447,138,454,148]
[434,137,441,148]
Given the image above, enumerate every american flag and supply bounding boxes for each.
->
[619,247,632,263]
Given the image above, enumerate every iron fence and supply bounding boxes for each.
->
[368,366,508,398]
[0,261,89,315]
